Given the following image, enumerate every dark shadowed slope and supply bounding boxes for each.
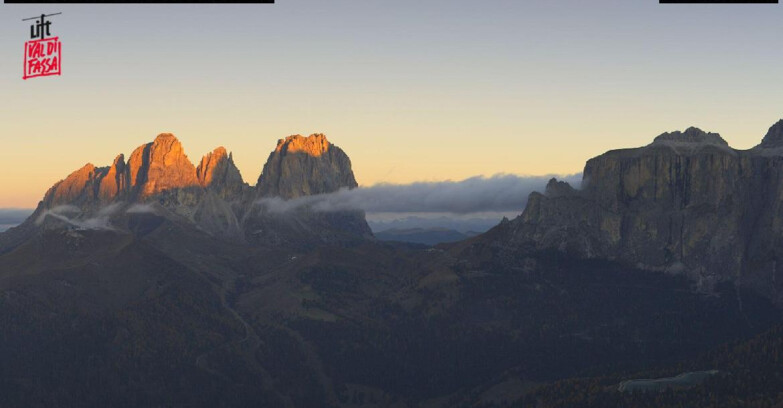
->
[2,125,783,407]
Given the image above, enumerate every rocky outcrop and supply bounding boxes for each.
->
[127,133,200,198]
[757,119,783,149]
[98,155,127,201]
[256,134,358,199]
[42,163,102,208]
[246,133,371,247]
[18,132,370,247]
[43,134,202,209]
[196,147,246,200]
[503,122,783,298]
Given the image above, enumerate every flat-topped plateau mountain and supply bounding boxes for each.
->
[456,121,783,302]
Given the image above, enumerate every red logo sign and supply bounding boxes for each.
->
[23,37,61,80]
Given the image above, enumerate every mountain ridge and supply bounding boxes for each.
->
[2,132,370,252]
[458,120,783,301]
[2,123,783,407]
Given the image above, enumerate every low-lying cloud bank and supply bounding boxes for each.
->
[35,204,125,231]
[30,203,160,231]
[257,173,581,215]
[2,174,580,234]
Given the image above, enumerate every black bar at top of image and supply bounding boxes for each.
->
[661,0,777,3]
[6,0,273,3]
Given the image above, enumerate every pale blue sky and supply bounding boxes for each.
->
[1,0,782,207]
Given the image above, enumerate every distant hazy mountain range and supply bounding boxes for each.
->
[4,122,783,407]
[374,227,481,245]
[0,209,32,232]
[366,213,509,234]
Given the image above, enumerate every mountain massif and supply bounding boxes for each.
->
[0,132,370,252]
[3,124,783,407]
[469,120,783,301]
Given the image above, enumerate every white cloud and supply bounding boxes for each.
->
[256,173,581,215]
[35,204,122,231]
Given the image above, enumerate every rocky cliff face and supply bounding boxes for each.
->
[503,121,783,298]
[256,134,358,199]
[127,133,200,199]
[41,163,102,208]
[245,134,371,246]
[13,132,370,249]
[196,147,246,200]
[758,119,783,149]
[98,155,126,201]
[42,133,201,209]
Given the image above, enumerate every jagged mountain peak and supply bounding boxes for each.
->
[19,131,369,246]
[77,162,97,173]
[197,146,229,183]
[257,133,357,199]
[147,133,193,168]
[209,146,228,158]
[42,163,99,207]
[544,178,576,197]
[128,133,199,198]
[153,132,179,143]
[36,132,362,210]
[275,133,330,157]
[98,155,126,201]
[111,154,125,166]
[40,133,201,211]
[196,146,245,200]
[758,119,783,149]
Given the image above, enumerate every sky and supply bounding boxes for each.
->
[1,0,782,208]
